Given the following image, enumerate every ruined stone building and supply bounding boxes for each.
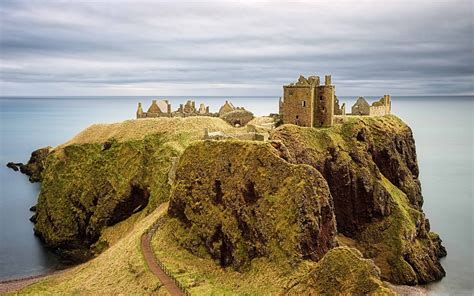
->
[136,100,172,118]
[279,74,392,127]
[136,99,252,122]
[368,95,391,116]
[174,100,212,117]
[350,95,391,116]
[219,100,236,116]
[279,75,336,127]
[351,97,370,115]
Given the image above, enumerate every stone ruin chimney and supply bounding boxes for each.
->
[136,102,144,118]
[325,75,332,86]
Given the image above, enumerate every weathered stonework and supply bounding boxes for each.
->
[369,95,391,116]
[136,99,247,121]
[279,75,392,127]
[137,100,172,118]
[219,100,236,116]
[279,74,334,128]
[351,97,370,115]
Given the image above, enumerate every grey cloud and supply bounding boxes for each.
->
[0,0,472,96]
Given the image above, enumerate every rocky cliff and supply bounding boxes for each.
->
[168,140,337,270]
[270,115,446,284]
[20,115,445,289]
[7,146,51,182]
[30,117,237,260]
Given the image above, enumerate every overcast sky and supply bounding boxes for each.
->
[0,0,472,96]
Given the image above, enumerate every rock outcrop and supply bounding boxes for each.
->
[270,115,446,284]
[288,247,395,295]
[34,135,175,260]
[168,140,337,270]
[31,117,236,261]
[219,109,254,126]
[6,147,51,182]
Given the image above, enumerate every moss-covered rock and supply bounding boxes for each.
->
[168,140,337,270]
[33,117,236,261]
[13,146,52,182]
[270,115,446,284]
[219,109,254,126]
[288,247,395,295]
[34,135,177,260]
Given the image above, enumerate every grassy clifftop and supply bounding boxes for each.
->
[60,117,235,146]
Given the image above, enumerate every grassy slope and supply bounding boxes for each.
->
[59,117,237,146]
[15,204,169,295]
[151,217,394,295]
[16,117,240,294]
[34,117,241,252]
[151,215,316,295]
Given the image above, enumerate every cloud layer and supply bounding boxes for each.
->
[1,0,472,96]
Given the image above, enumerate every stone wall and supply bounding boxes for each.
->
[314,83,335,127]
[369,105,389,116]
[280,85,314,127]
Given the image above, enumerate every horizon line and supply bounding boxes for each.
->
[1,95,473,98]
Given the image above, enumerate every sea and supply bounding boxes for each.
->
[0,96,472,295]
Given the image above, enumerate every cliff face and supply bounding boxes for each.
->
[34,135,177,260]
[31,117,236,260]
[25,115,445,288]
[270,115,446,284]
[6,146,52,182]
[168,141,338,270]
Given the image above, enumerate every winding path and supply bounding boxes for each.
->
[1,205,184,295]
[141,216,185,296]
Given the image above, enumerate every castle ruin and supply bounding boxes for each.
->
[279,74,391,127]
[137,100,172,118]
[136,99,252,126]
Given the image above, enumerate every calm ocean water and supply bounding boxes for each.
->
[0,96,472,294]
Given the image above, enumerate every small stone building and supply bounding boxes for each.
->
[219,100,236,116]
[351,97,370,115]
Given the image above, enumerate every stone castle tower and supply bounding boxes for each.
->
[279,74,335,127]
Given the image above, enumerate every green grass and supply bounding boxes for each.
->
[15,204,170,295]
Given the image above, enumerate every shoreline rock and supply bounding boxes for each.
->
[6,147,52,182]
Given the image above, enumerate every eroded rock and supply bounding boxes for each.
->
[288,247,396,295]
[168,140,337,270]
[270,115,446,285]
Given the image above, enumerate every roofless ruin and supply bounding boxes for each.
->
[134,74,392,129]
[279,74,391,127]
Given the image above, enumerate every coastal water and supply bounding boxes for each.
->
[0,96,472,295]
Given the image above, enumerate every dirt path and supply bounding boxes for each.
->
[141,217,185,296]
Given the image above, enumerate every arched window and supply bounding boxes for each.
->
[302,101,306,107]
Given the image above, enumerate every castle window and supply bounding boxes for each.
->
[289,90,294,96]
[302,101,306,107]
[322,106,325,111]
[320,96,323,101]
